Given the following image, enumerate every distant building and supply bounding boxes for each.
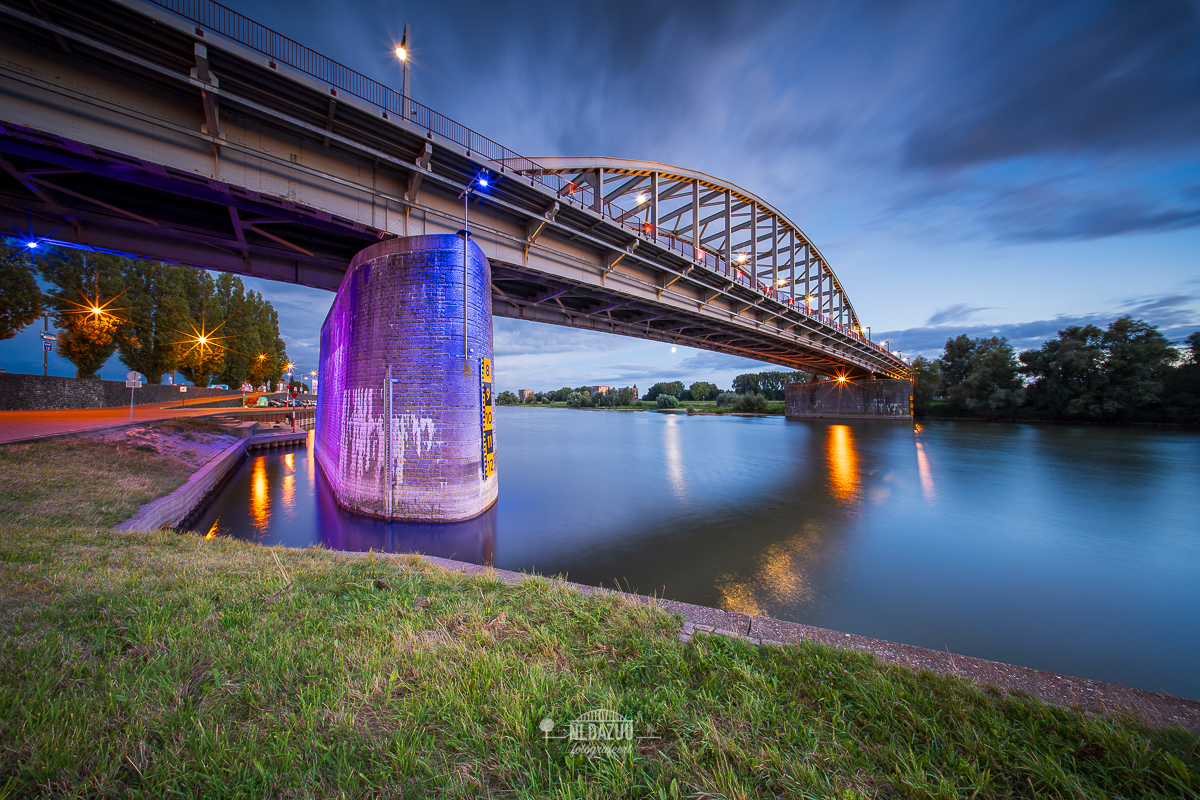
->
[591,385,610,396]
[518,389,535,402]
[631,385,638,399]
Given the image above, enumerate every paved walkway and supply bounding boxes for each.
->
[0,396,242,444]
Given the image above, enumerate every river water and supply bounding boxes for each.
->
[192,408,1200,700]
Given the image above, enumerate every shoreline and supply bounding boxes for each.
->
[127,429,1200,732]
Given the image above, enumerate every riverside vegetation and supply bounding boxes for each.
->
[1,426,1198,797]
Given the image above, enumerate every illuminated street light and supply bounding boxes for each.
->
[26,241,37,249]
[635,193,646,205]
[395,23,411,119]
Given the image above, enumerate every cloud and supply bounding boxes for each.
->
[673,351,769,374]
[926,304,992,326]
[492,318,634,357]
[879,293,1200,357]
[903,1,1200,170]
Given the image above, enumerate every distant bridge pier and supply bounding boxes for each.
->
[315,235,498,521]
[785,379,914,420]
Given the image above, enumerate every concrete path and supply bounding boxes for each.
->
[0,397,241,444]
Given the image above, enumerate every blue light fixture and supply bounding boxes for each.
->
[26,241,38,249]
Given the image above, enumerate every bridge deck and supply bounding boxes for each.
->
[0,0,908,379]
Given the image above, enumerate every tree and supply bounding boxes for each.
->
[174,270,226,388]
[644,381,683,401]
[941,336,1023,417]
[251,290,287,389]
[715,391,737,408]
[0,245,43,341]
[1019,325,1106,419]
[1097,317,1177,420]
[731,392,769,412]
[1020,318,1177,421]
[1161,331,1200,423]
[757,371,807,400]
[938,334,977,391]
[731,373,761,395]
[116,261,190,383]
[213,274,257,389]
[656,394,679,408]
[909,356,941,416]
[40,250,128,379]
[495,391,518,405]
[565,392,586,407]
[689,381,716,402]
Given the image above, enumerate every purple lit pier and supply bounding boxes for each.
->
[315,235,498,522]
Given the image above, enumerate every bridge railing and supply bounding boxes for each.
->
[147,0,905,369]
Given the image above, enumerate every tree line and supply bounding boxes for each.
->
[1,244,289,388]
[495,370,812,408]
[910,317,1200,424]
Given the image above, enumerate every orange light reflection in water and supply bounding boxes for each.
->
[249,456,270,534]
[916,441,935,503]
[826,424,859,503]
[306,429,315,485]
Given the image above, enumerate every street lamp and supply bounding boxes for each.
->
[395,24,412,120]
[458,172,490,374]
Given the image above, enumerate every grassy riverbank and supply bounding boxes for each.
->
[1,432,1197,798]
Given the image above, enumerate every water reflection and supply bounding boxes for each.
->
[716,522,828,617]
[282,452,296,513]
[663,416,687,505]
[826,424,859,503]
[249,457,270,533]
[189,412,1200,701]
[192,433,494,564]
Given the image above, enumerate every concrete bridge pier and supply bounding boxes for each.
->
[315,234,498,522]
[785,378,913,420]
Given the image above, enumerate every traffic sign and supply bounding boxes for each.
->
[125,371,143,381]
[39,332,55,341]
[42,342,52,351]
[125,380,142,388]
[179,385,188,392]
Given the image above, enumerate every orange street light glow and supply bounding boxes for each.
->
[395,46,406,61]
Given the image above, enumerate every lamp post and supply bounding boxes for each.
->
[459,173,489,374]
[395,24,411,119]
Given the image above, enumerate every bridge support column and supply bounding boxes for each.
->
[315,234,497,521]
[785,379,913,420]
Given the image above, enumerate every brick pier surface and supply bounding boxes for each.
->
[315,234,497,522]
[785,378,913,420]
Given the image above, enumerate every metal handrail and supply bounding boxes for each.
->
[147,0,903,367]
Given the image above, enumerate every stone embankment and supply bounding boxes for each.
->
[0,372,242,410]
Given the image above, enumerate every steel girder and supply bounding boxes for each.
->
[0,0,909,380]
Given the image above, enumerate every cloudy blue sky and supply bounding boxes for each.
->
[4,0,1198,391]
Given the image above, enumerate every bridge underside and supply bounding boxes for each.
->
[0,0,908,380]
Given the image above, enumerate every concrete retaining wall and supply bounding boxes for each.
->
[0,373,241,410]
[116,438,249,532]
[785,378,913,420]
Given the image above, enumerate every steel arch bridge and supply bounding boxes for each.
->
[0,0,909,380]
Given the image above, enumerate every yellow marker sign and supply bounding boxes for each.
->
[480,357,495,478]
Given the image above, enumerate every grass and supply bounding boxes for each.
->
[0,429,1198,798]
[0,420,216,529]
